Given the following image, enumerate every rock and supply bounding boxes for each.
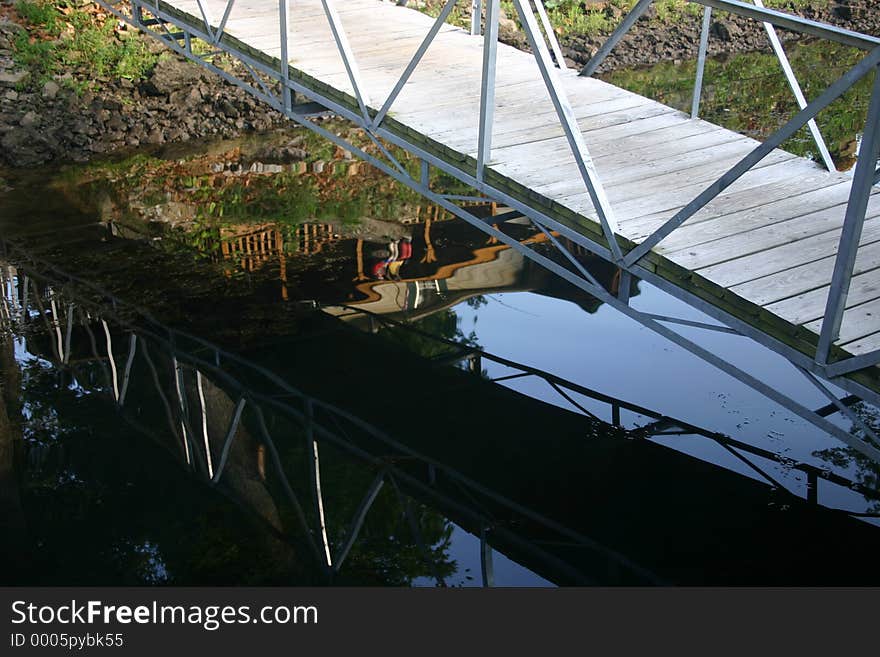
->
[4,89,16,101]
[251,142,308,163]
[107,114,125,131]
[710,20,731,42]
[834,4,853,20]
[41,80,60,99]
[498,17,526,49]
[19,111,37,128]
[145,128,164,145]
[1,128,51,167]
[141,57,202,96]
[167,127,188,141]
[218,99,239,118]
[0,70,25,88]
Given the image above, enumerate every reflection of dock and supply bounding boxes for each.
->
[5,257,880,586]
[216,208,622,320]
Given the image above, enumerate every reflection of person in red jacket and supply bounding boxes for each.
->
[371,259,388,279]
[398,237,412,261]
[388,237,413,279]
[370,237,413,280]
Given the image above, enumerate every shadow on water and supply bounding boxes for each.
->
[2,125,880,585]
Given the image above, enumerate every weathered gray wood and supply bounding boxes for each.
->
[804,295,880,345]
[767,267,880,326]
[730,240,880,306]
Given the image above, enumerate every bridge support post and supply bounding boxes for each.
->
[470,0,482,35]
[477,0,500,182]
[480,527,494,587]
[807,470,818,505]
[279,0,291,112]
[691,6,712,119]
[816,66,880,364]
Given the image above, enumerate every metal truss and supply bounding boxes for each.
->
[93,0,880,459]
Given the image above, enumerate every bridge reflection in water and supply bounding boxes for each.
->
[2,228,880,585]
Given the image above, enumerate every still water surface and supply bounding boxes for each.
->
[1,43,879,585]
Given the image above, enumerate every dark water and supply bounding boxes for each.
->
[1,74,880,586]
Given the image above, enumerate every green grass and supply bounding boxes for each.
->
[12,0,159,90]
[14,0,60,35]
[421,0,834,41]
[604,38,871,168]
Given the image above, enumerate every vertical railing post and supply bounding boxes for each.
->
[691,6,712,119]
[816,67,880,364]
[477,0,500,182]
[279,0,291,112]
[471,0,482,35]
[753,0,836,171]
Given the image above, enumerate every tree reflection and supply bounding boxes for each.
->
[813,402,880,513]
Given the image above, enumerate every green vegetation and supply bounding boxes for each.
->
[604,38,873,168]
[11,0,158,90]
[422,0,833,40]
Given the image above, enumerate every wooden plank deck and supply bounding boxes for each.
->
[157,0,880,367]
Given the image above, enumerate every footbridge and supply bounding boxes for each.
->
[96,0,880,459]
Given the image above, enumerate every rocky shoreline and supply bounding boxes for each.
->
[556,0,880,72]
[0,9,289,168]
[0,0,876,169]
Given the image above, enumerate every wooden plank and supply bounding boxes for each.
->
[665,187,880,270]
[804,295,880,345]
[689,213,880,292]
[688,187,880,287]
[730,240,880,306]
[613,162,840,238]
[558,158,835,227]
[659,185,875,261]
[766,266,880,326]
[840,330,880,356]
[513,133,768,201]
